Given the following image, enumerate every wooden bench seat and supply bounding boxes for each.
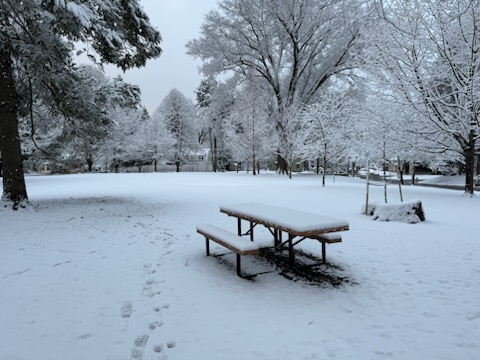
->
[311,233,342,263]
[196,224,261,277]
[312,233,342,243]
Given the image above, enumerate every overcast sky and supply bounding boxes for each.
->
[101,0,218,114]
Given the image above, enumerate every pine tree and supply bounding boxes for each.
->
[0,0,161,208]
[154,89,198,172]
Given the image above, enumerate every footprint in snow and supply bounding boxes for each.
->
[121,301,133,318]
[152,344,168,360]
[130,333,149,360]
[142,278,161,298]
[152,342,175,360]
[120,301,133,331]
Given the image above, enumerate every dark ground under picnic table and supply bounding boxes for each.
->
[214,247,354,287]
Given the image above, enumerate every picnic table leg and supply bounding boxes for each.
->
[322,242,326,264]
[205,237,210,256]
[288,234,294,265]
[237,218,242,236]
[236,254,242,277]
[250,221,254,241]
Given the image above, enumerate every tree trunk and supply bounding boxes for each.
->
[276,154,287,175]
[464,128,475,195]
[213,137,218,172]
[175,161,180,172]
[476,153,480,175]
[322,143,327,187]
[397,157,404,185]
[209,129,217,172]
[0,47,28,207]
[87,158,93,172]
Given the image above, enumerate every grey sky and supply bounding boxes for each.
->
[103,0,218,114]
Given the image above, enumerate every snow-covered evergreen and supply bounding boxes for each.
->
[153,89,198,172]
[0,0,162,206]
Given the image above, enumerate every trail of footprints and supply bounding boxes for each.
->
[124,261,176,360]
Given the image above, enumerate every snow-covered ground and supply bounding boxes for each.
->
[1,172,479,360]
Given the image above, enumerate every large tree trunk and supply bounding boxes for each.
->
[0,47,28,207]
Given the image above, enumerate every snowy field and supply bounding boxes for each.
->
[1,172,479,360]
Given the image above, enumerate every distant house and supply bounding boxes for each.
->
[267,158,307,172]
[185,148,211,163]
[37,162,52,175]
[386,160,434,175]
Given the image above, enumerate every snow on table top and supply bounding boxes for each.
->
[219,202,349,235]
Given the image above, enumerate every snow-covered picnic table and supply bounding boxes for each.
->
[219,202,349,265]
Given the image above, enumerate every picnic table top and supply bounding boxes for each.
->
[219,202,349,236]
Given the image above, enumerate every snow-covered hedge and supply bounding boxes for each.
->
[364,201,425,224]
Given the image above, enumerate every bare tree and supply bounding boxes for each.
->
[224,78,276,174]
[139,112,175,172]
[370,0,480,194]
[302,88,358,185]
[275,105,306,178]
[187,0,366,172]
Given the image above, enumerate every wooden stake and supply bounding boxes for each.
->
[365,159,370,215]
[397,155,404,202]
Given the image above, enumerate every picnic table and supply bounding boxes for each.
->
[197,202,349,277]
[220,202,349,265]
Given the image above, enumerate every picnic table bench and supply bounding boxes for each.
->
[196,224,262,277]
[197,202,349,278]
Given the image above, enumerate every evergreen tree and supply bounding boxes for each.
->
[196,78,235,172]
[154,89,198,172]
[0,0,161,208]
